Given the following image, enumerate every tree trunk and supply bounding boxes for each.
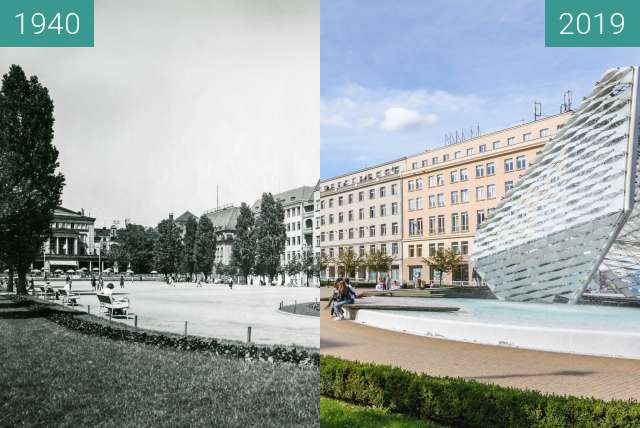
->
[7,269,14,292]
[16,268,28,295]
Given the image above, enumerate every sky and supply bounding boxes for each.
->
[0,0,319,227]
[321,0,640,179]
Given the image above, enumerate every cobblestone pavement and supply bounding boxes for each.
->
[320,289,640,401]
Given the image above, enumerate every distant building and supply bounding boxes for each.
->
[174,210,198,233]
[203,204,241,271]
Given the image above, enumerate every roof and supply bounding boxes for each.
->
[204,206,241,231]
[54,207,95,223]
[175,210,197,224]
[252,185,315,211]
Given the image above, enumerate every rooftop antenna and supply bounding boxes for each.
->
[560,90,573,113]
[534,101,542,121]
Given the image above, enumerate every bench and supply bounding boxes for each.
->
[39,286,55,300]
[58,289,80,306]
[96,294,130,317]
[342,303,459,320]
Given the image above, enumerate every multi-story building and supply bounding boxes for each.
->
[402,113,571,285]
[319,158,406,282]
[253,185,317,284]
[203,204,241,271]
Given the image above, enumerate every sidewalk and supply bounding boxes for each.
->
[320,292,640,401]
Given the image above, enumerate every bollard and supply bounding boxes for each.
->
[184,321,188,337]
[134,315,138,329]
[87,305,90,315]
[247,326,252,343]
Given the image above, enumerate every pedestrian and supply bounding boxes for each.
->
[120,274,125,288]
[91,275,96,291]
[228,277,233,290]
[99,275,104,291]
[28,277,35,294]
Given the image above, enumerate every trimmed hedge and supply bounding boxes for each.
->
[320,356,640,427]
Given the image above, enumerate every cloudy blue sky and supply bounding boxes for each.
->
[321,0,640,178]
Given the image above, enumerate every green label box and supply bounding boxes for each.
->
[0,0,94,47]
[546,0,640,47]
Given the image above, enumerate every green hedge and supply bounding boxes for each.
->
[320,356,640,427]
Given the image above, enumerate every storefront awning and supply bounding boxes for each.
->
[48,260,78,267]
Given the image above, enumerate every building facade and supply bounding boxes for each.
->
[203,204,241,271]
[319,158,406,282]
[402,113,572,285]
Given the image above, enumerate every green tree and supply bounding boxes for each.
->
[181,216,198,278]
[0,65,65,294]
[423,248,462,287]
[254,193,286,282]
[333,247,363,280]
[194,214,216,280]
[365,250,394,283]
[230,203,255,283]
[109,225,157,274]
[154,216,183,278]
[285,258,302,285]
[301,249,317,287]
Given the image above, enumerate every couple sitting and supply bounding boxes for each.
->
[328,278,358,321]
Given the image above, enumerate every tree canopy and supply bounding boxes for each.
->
[194,214,216,279]
[230,203,255,281]
[254,193,286,281]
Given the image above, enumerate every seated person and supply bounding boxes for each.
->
[375,281,385,291]
[390,280,401,290]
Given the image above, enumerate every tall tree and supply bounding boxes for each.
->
[365,250,394,283]
[154,216,183,278]
[423,248,462,287]
[332,247,363,280]
[181,216,198,278]
[194,214,216,280]
[0,65,65,294]
[254,193,286,282]
[230,203,255,283]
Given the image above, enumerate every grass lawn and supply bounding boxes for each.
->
[0,296,318,427]
[320,397,443,428]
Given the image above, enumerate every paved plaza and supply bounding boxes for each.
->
[43,281,319,348]
[320,288,640,401]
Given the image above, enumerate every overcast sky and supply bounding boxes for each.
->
[0,0,319,227]
[321,0,640,178]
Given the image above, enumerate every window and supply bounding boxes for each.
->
[391,243,399,255]
[369,225,376,237]
[540,128,549,138]
[329,214,334,224]
[348,193,353,204]
[451,213,460,233]
[320,215,325,226]
[358,191,364,201]
[437,215,445,234]
[450,170,459,183]
[486,162,495,175]
[348,228,354,239]
[436,174,444,185]
[454,151,461,159]
[391,222,399,235]
[379,186,386,197]
[479,144,486,153]
[391,184,398,195]
[338,212,344,223]
[429,244,436,256]
[428,195,436,208]
[338,196,343,206]
[516,155,526,169]
[492,140,501,150]
[408,245,415,258]
[408,180,415,191]
[428,216,436,235]
[380,204,387,216]
[460,189,469,203]
[408,199,416,211]
[416,197,424,210]
[523,132,532,142]
[369,189,375,199]
[505,180,514,192]
[487,184,496,199]
[328,199,333,208]
[461,241,469,255]
[443,154,449,162]
[320,200,325,210]
[451,241,460,254]
[475,165,484,178]
[369,206,375,218]
[391,202,398,215]
[416,244,423,257]
[451,191,459,205]
[359,227,365,238]
[460,168,468,181]
[412,162,418,170]
[428,175,435,187]
[477,209,486,226]
[422,159,428,167]
[338,230,344,240]
[329,231,334,241]
[380,224,387,236]
[358,208,364,220]
[437,193,445,207]
[370,244,376,253]
[320,232,325,242]
[504,158,513,172]
[416,178,424,190]
[476,186,485,201]
[461,212,469,232]
[432,156,438,164]
[380,243,387,254]
[348,210,353,221]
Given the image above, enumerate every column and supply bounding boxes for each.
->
[56,237,59,255]
[65,237,69,255]
[74,238,78,256]
[89,260,92,272]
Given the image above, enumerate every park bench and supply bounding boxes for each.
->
[342,303,459,320]
[39,286,55,300]
[96,294,130,317]
[58,289,80,306]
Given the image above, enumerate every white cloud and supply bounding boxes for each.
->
[380,107,438,131]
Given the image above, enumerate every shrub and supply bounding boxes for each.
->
[320,356,640,427]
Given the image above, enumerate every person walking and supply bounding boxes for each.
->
[91,275,96,291]
[228,277,233,290]
[120,274,125,288]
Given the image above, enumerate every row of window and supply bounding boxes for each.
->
[320,184,400,209]
[407,181,514,211]
[321,242,400,258]
[285,207,302,218]
[409,128,549,170]
[321,223,401,242]
[320,202,400,225]
[407,209,494,237]
[323,166,401,192]
[407,241,469,258]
